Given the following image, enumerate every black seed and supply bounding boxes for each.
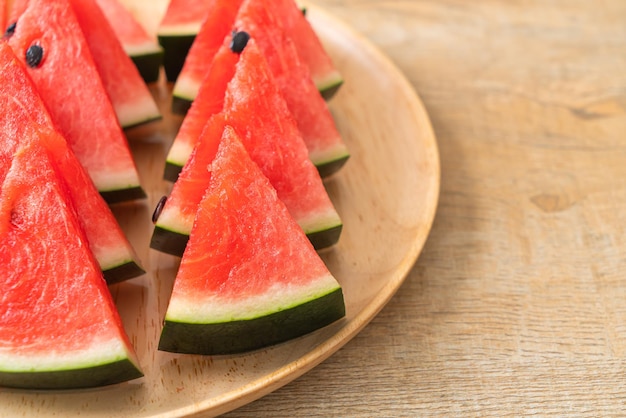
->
[25,44,44,68]
[3,21,16,38]
[229,31,250,54]
[301,7,307,16]
[152,195,168,223]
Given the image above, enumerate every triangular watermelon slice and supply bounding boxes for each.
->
[273,0,343,99]
[69,0,161,129]
[156,0,212,82]
[151,38,342,256]
[0,137,143,389]
[172,0,342,108]
[6,0,145,204]
[163,36,240,182]
[94,0,163,83]
[235,0,349,177]
[158,126,345,355]
[0,41,144,283]
[170,0,243,114]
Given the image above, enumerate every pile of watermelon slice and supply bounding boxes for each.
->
[0,0,349,390]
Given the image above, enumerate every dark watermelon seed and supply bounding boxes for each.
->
[230,31,250,54]
[301,7,307,16]
[3,21,16,38]
[25,44,44,68]
[152,195,168,223]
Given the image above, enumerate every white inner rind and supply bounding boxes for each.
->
[91,168,142,194]
[0,338,136,372]
[124,42,163,57]
[297,206,342,235]
[308,142,350,168]
[166,140,194,169]
[157,204,193,235]
[157,23,202,37]
[92,244,135,272]
[165,273,341,323]
[113,93,161,129]
[314,71,343,92]
[172,78,201,103]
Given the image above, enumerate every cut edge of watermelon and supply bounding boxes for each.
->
[115,92,162,130]
[102,258,145,284]
[88,166,143,196]
[159,282,345,355]
[317,71,344,100]
[166,273,341,323]
[0,337,138,373]
[0,337,142,389]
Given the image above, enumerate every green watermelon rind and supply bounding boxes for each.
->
[102,260,146,284]
[318,74,344,101]
[129,52,163,84]
[158,285,345,355]
[0,358,143,390]
[124,42,164,84]
[100,185,147,205]
[0,340,143,389]
[157,34,196,82]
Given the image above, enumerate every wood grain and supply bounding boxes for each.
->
[225,0,626,416]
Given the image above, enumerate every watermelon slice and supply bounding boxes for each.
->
[6,0,146,204]
[158,126,345,355]
[165,26,348,180]
[171,0,342,111]
[235,0,349,177]
[163,37,240,182]
[0,137,143,389]
[95,0,163,83]
[156,0,212,82]
[69,0,161,129]
[0,41,144,283]
[273,0,343,99]
[151,38,342,256]
[170,0,243,114]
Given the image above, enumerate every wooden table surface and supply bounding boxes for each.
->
[223,0,626,416]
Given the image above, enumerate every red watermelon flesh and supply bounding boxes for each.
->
[0,137,142,389]
[157,0,212,82]
[164,39,239,182]
[0,41,144,283]
[68,0,161,129]
[6,0,145,204]
[0,0,6,33]
[235,0,349,177]
[171,0,243,114]
[273,0,343,99]
[94,0,163,83]
[152,39,342,256]
[171,0,342,106]
[158,126,345,355]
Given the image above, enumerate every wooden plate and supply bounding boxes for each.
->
[0,4,440,417]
